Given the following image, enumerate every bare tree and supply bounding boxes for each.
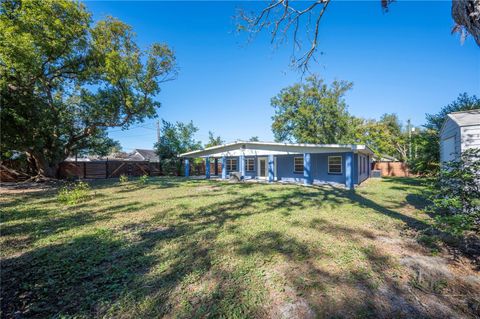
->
[238,0,479,71]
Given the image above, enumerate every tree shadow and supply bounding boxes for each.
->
[1,228,170,318]
[2,178,475,318]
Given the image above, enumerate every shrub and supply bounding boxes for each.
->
[119,174,129,184]
[428,148,480,233]
[138,174,149,184]
[57,181,91,205]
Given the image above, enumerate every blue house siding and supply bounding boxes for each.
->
[220,152,367,187]
[356,153,369,184]
[276,153,348,185]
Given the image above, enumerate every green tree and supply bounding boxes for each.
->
[271,75,353,144]
[347,114,409,161]
[248,136,260,142]
[0,0,176,178]
[428,148,480,234]
[205,131,224,148]
[155,120,202,175]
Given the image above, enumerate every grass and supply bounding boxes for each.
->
[1,177,478,318]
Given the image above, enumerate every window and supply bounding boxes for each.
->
[328,156,342,174]
[294,157,304,173]
[226,159,237,171]
[245,158,255,172]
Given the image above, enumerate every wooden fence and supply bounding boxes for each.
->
[58,160,217,179]
[372,161,411,177]
[58,161,161,179]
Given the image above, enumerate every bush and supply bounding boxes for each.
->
[58,181,91,205]
[119,174,129,184]
[428,148,480,233]
[138,174,149,184]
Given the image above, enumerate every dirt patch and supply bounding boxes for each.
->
[194,185,221,193]
[0,181,63,195]
[375,232,480,318]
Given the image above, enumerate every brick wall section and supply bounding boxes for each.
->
[373,161,410,177]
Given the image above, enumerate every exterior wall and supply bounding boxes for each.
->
[218,152,370,187]
[276,153,348,185]
[356,153,370,184]
[461,125,480,152]
[373,161,410,177]
[440,118,461,162]
[224,156,258,179]
[244,156,257,179]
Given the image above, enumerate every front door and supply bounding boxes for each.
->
[258,158,267,178]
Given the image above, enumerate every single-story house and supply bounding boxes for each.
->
[440,109,480,163]
[128,149,160,162]
[179,141,374,189]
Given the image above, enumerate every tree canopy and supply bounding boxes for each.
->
[271,75,353,144]
[155,120,202,161]
[0,0,176,177]
[270,75,425,162]
[205,131,224,148]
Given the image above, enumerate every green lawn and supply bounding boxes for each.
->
[1,177,478,318]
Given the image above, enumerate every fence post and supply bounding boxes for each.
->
[83,162,86,179]
[105,159,108,179]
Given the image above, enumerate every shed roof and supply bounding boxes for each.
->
[447,109,480,127]
[179,141,374,158]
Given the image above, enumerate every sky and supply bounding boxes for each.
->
[85,0,480,152]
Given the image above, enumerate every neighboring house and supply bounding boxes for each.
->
[128,149,160,162]
[180,141,374,189]
[440,109,480,163]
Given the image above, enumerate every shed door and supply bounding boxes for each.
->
[442,136,455,162]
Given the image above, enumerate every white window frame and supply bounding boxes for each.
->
[293,156,304,174]
[226,158,237,171]
[328,156,342,174]
[245,158,255,172]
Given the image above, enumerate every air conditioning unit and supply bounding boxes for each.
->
[371,170,382,178]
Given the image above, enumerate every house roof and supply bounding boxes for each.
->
[132,149,159,162]
[179,141,374,158]
[373,154,399,162]
[447,109,480,127]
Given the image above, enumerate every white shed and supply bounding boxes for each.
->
[439,109,480,163]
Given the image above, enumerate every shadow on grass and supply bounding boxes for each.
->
[1,177,472,318]
[1,228,170,318]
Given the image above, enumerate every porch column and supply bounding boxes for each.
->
[304,153,312,185]
[205,157,210,179]
[184,158,190,177]
[221,156,227,179]
[214,158,218,175]
[345,152,354,189]
[239,155,245,179]
[268,154,274,182]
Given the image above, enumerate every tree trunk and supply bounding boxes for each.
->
[26,151,59,179]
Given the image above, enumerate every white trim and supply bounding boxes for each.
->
[245,158,255,172]
[293,156,303,173]
[328,155,343,174]
[179,141,374,158]
[226,158,237,172]
[257,157,267,179]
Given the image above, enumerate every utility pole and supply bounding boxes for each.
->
[407,119,412,160]
[156,120,160,144]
